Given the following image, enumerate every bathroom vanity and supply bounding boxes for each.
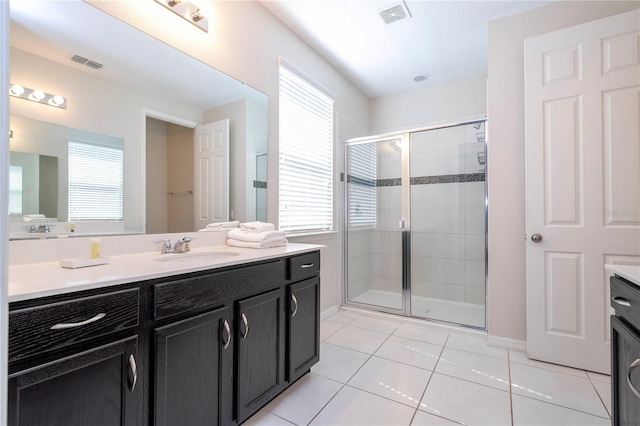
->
[608,264,640,426]
[7,244,321,426]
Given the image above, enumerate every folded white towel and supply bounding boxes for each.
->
[23,214,46,222]
[198,221,240,231]
[227,238,288,249]
[227,228,286,243]
[239,221,275,232]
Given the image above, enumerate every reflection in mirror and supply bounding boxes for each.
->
[256,154,268,222]
[9,151,58,220]
[9,115,124,224]
[9,0,268,238]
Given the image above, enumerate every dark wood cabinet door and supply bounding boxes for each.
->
[287,277,320,383]
[8,336,139,426]
[612,315,640,426]
[154,306,232,426]
[236,288,285,424]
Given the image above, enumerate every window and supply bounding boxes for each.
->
[68,140,124,221]
[8,165,23,216]
[278,62,334,233]
[346,143,377,229]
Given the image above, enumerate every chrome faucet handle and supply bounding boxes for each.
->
[154,238,173,254]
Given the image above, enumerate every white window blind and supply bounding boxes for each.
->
[68,140,124,221]
[8,165,23,216]
[347,143,377,229]
[279,63,334,233]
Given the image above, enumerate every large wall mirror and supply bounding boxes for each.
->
[8,0,268,238]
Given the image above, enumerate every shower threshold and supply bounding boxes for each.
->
[351,289,485,329]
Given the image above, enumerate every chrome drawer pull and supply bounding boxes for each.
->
[50,313,106,330]
[291,294,298,317]
[612,297,631,307]
[241,313,249,340]
[222,320,231,350]
[128,354,137,392]
[301,263,314,268]
[627,358,640,399]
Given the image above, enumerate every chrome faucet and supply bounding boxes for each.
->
[154,237,193,254]
[28,224,52,233]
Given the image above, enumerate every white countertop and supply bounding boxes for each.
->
[9,243,323,303]
[606,264,640,287]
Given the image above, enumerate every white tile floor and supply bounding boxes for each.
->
[245,309,612,426]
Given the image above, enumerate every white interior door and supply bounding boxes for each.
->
[194,119,229,230]
[525,10,640,374]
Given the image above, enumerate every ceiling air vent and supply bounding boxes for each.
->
[379,1,411,25]
[70,55,103,70]
[71,55,89,65]
[85,61,103,70]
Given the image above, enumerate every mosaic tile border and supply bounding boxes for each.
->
[347,173,485,187]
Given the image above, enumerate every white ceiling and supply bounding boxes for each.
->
[260,0,553,98]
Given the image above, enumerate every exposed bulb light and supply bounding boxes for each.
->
[29,90,45,101]
[49,95,66,107]
[10,84,25,96]
[191,9,204,22]
[9,83,67,109]
[154,0,209,32]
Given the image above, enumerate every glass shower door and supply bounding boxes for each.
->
[409,123,486,328]
[345,138,405,312]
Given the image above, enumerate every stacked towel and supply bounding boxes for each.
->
[239,221,275,232]
[198,221,240,232]
[23,214,47,222]
[227,223,287,249]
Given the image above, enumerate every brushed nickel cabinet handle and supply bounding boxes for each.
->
[301,263,314,268]
[128,354,137,393]
[627,358,640,399]
[291,294,298,317]
[222,320,231,350]
[612,297,631,307]
[50,313,106,330]
[241,313,249,340]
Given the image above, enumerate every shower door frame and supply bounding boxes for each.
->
[342,118,488,328]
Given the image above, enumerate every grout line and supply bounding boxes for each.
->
[585,374,612,419]
[508,349,515,425]
[511,392,612,421]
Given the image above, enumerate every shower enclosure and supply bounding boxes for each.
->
[344,119,487,329]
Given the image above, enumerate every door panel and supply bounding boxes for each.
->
[194,119,229,230]
[345,138,404,313]
[525,9,640,373]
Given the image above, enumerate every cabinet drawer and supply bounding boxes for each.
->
[154,260,285,321]
[9,288,139,364]
[287,251,320,282]
[611,276,640,331]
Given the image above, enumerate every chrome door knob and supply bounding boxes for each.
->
[531,233,543,243]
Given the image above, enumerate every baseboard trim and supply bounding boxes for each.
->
[487,334,527,352]
[320,305,338,321]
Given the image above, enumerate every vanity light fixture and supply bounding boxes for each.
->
[155,0,209,32]
[10,83,66,109]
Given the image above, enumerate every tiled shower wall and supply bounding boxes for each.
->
[409,125,486,305]
[347,123,486,306]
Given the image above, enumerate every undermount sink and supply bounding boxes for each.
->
[155,250,240,263]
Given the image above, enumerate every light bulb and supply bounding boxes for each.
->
[10,84,25,96]
[30,90,45,101]
[49,95,65,107]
